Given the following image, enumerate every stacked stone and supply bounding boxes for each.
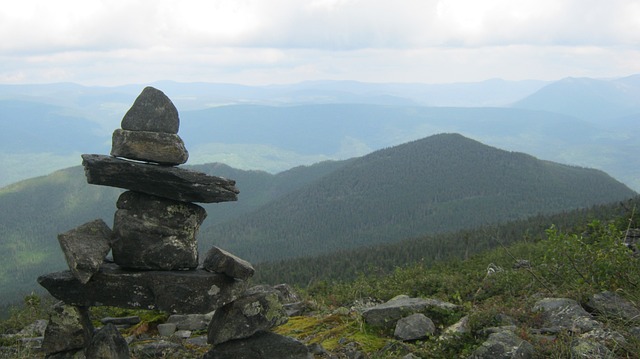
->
[39,87,249,316]
[38,87,306,358]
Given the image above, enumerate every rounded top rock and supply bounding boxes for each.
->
[121,87,180,134]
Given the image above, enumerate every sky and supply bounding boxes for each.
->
[1,0,639,86]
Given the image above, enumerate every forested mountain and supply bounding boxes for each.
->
[199,133,636,263]
[253,196,640,287]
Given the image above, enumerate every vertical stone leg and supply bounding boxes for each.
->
[76,306,95,351]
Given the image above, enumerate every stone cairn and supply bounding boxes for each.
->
[37,87,306,358]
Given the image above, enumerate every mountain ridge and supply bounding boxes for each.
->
[199,133,636,263]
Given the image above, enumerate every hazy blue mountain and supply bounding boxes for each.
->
[511,75,640,122]
[1,76,639,190]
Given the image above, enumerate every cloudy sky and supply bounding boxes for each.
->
[1,0,639,86]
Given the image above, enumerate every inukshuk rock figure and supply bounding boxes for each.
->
[37,87,252,356]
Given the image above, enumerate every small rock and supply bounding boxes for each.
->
[208,287,288,345]
[57,219,112,284]
[202,246,255,280]
[157,323,177,337]
[362,296,460,329]
[166,314,209,331]
[85,323,130,359]
[512,259,531,269]
[173,330,192,339]
[111,129,188,165]
[121,87,180,134]
[469,330,534,359]
[439,315,469,340]
[394,313,435,341]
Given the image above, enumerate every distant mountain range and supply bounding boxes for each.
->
[0,133,635,306]
[2,75,640,191]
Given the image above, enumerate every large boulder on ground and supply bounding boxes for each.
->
[85,323,130,359]
[41,303,85,355]
[202,246,255,280]
[57,219,112,284]
[81,154,238,203]
[208,286,288,345]
[204,331,312,359]
[112,191,206,270]
[362,295,460,330]
[111,129,188,165]
[121,86,179,134]
[38,263,248,314]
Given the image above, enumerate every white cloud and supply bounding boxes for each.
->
[0,0,639,85]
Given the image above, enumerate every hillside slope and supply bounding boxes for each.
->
[201,133,636,263]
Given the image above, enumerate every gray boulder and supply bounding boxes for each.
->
[112,191,206,270]
[586,291,640,323]
[362,295,460,329]
[57,219,112,284]
[111,129,188,165]
[202,246,255,280]
[208,286,288,345]
[81,154,238,203]
[85,323,130,359]
[532,298,600,334]
[469,330,534,359]
[204,331,312,359]
[394,313,435,341]
[121,87,179,134]
[41,303,85,355]
[38,263,248,314]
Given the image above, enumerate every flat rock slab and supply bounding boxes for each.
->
[38,263,248,314]
[121,87,179,134]
[82,154,238,203]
